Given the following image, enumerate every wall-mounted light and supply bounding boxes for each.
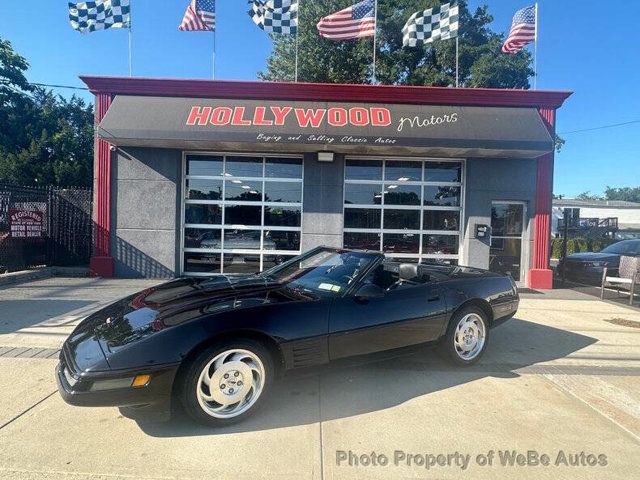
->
[317,152,334,163]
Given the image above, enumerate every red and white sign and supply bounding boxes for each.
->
[8,209,44,238]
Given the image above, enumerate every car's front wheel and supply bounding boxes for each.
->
[179,340,274,427]
[441,307,489,366]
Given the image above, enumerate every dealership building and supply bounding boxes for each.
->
[81,76,571,289]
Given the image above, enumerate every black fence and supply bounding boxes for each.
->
[0,184,92,273]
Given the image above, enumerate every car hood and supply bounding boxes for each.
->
[565,252,620,263]
[68,275,305,362]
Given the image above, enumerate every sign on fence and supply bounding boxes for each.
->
[8,209,44,238]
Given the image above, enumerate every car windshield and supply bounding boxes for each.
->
[601,241,640,255]
[261,248,380,296]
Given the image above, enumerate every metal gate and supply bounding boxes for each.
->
[0,184,93,273]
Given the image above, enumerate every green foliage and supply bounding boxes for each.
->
[551,237,617,258]
[0,37,94,188]
[575,191,603,201]
[604,186,640,204]
[260,0,534,88]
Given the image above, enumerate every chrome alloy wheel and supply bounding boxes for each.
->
[454,313,486,361]
[196,349,266,419]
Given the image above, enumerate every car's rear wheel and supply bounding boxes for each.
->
[441,306,489,366]
[179,340,274,427]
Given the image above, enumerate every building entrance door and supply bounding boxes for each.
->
[490,202,526,281]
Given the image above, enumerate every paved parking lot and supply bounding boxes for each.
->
[0,277,639,480]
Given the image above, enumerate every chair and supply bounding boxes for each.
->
[601,255,640,306]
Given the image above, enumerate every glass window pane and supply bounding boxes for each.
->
[186,179,222,200]
[224,254,261,273]
[384,210,420,230]
[184,252,222,273]
[265,158,302,178]
[344,232,381,250]
[344,184,382,205]
[184,228,221,249]
[383,233,420,253]
[225,180,262,202]
[345,160,382,180]
[424,162,461,182]
[264,181,302,203]
[345,208,381,229]
[263,254,296,271]
[225,205,262,226]
[224,230,262,250]
[490,238,522,281]
[225,156,263,178]
[423,211,460,231]
[423,186,461,206]
[385,160,421,182]
[383,184,421,205]
[185,204,222,225]
[264,231,300,251]
[264,206,301,227]
[491,204,524,237]
[186,155,223,176]
[423,235,459,255]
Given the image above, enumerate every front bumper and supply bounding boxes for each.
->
[56,353,180,410]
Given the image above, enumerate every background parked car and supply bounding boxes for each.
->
[557,239,640,284]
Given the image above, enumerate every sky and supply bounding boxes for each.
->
[0,1,638,198]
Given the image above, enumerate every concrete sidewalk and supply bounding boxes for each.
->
[0,278,638,479]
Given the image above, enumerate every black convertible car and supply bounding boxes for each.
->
[57,247,519,426]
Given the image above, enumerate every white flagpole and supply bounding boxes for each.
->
[213,29,217,80]
[372,0,378,84]
[127,1,132,77]
[534,2,538,90]
[294,0,300,82]
[455,36,459,87]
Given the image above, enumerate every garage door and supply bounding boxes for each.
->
[343,157,464,264]
[181,153,303,275]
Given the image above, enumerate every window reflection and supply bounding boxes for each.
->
[383,233,420,253]
[186,156,223,176]
[385,161,421,181]
[184,252,222,273]
[345,184,383,205]
[184,229,221,249]
[264,231,300,251]
[264,207,301,227]
[224,230,262,250]
[225,181,262,202]
[185,204,222,225]
[423,211,460,231]
[186,179,222,200]
[384,210,420,230]
[345,209,381,229]
[423,186,461,206]
[423,235,459,255]
[344,232,381,250]
[225,205,262,226]
[265,158,302,178]
[264,182,302,203]
[345,160,382,180]
[225,156,263,177]
[383,184,421,206]
[424,162,461,182]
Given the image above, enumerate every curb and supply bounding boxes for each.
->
[0,267,91,287]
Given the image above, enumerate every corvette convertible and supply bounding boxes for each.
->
[57,247,519,426]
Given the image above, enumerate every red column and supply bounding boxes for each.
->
[528,107,556,289]
[89,93,115,277]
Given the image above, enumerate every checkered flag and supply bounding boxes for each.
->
[69,1,131,33]
[248,0,298,35]
[403,2,459,47]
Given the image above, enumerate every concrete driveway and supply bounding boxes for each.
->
[0,277,638,480]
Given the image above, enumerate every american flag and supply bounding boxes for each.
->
[502,5,536,54]
[179,0,215,31]
[317,0,376,41]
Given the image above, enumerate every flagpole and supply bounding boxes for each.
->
[534,2,538,90]
[128,1,132,77]
[213,29,217,80]
[294,0,300,82]
[372,0,378,84]
[455,36,459,88]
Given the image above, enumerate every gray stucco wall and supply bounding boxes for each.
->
[462,157,537,277]
[110,147,181,278]
[301,153,345,250]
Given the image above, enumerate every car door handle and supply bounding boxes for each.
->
[427,293,440,302]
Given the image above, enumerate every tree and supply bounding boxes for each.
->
[576,191,603,201]
[0,37,94,188]
[604,186,640,203]
[259,0,534,88]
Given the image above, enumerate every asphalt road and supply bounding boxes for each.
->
[0,277,639,480]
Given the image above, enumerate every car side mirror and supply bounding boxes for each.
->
[354,283,385,300]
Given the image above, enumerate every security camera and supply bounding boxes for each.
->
[109,145,117,152]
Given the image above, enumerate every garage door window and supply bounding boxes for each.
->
[182,154,303,275]
[343,158,463,264]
